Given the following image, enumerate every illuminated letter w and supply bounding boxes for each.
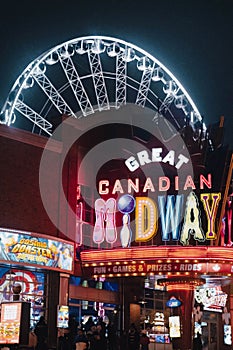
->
[158,195,184,241]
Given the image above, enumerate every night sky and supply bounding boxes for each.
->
[0,0,232,147]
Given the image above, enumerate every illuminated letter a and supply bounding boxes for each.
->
[180,192,204,245]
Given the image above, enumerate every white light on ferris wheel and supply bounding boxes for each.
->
[163,80,178,95]
[60,45,75,58]
[75,40,89,55]
[137,56,151,71]
[45,52,59,65]
[123,47,135,62]
[107,42,121,57]
[91,39,105,54]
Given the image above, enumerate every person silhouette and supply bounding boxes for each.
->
[34,316,48,350]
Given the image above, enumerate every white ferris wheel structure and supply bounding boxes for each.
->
[0,35,206,139]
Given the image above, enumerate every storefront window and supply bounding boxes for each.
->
[0,267,47,327]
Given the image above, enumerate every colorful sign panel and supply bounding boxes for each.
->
[224,325,232,346]
[169,316,181,338]
[0,302,21,344]
[195,286,228,312]
[57,305,69,328]
[166,297,182,308]
[0,228,74,273]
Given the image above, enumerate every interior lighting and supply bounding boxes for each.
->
[158,277,205,289]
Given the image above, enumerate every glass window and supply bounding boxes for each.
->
[0,267,47,328]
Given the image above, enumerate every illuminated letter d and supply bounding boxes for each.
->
[135,197,157,242]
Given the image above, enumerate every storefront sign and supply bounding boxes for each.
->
[85,261,233,277]
[195,286,228,312]
[124,148,189,172]
[0,228,74,273]
[166,297,182,308]
[94,173,221,247]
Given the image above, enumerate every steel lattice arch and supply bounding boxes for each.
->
[0,35,206,138]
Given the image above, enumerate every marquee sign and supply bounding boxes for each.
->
[93,173,221,247]
[0,228,74,273]
[84,261,233,278]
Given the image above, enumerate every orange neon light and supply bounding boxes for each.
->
[80,246,233,263]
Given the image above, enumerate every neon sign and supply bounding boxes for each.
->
[166,297,182,308]
[98,174,212,194]
[93,190,221,246]
[195,286,227,312]
[125,148,189,172]
[0,228,74,273]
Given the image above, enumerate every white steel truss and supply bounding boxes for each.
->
[135,65,154,107]
[33,73,77,118]
[115,51,127,109]
[88,51,109,111]
[58,54,94,116]
[0,35,205,135]
[159,94,175,113]
[15,100,52,135]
